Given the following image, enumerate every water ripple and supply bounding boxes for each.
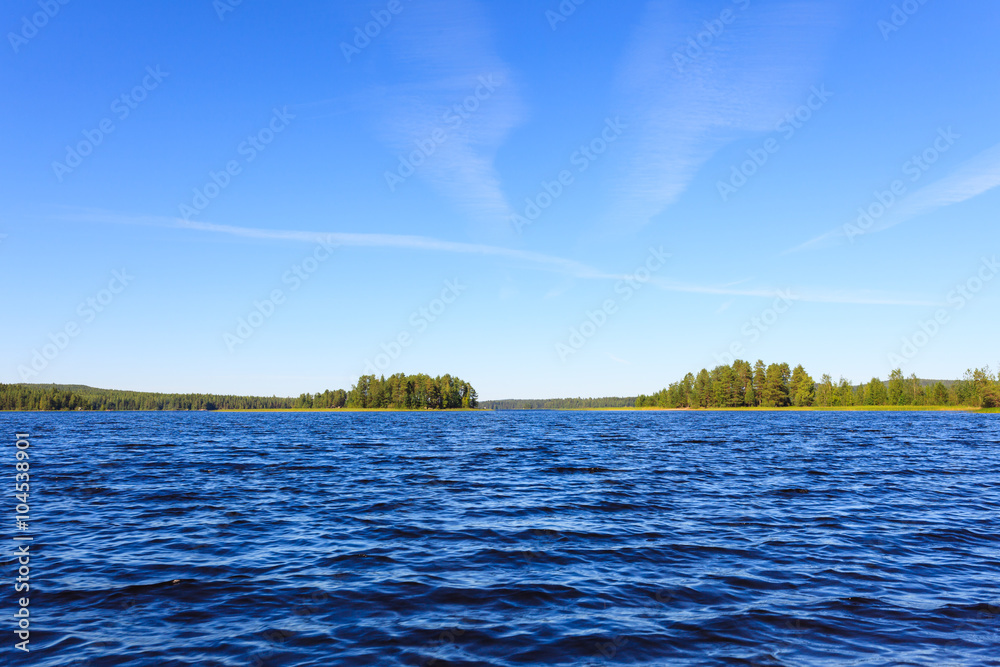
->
[2,411,999,665]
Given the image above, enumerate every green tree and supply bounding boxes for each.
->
[691,369,711,408]
[751,360,766,407]
[762,363,791,407]
[866,377,888,405]
[789,364,815,407]
[815,374,834,407]
[887,368,906,405]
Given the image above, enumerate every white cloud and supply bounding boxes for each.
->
[59,209,942,307]
[368,0,526,227]
[610,0,841,227]
[787,140,1000,253]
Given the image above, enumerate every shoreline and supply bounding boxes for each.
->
[2,407,996,414]
[590,405,990,412]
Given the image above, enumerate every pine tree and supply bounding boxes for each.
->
[751,360,766,407]
[789,365,815,407]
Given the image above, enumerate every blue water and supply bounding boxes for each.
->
[3,411,1000,666]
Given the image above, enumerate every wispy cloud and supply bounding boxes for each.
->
[611,0,841,227]
[59,209,940,306]
[366,0,525,227]
[783,227,839,255]
[787,140,1000,253]
[646,277,941,307]
[60,208,598,277]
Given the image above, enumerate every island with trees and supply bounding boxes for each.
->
[0,373,478,411]
[635,361,999,410]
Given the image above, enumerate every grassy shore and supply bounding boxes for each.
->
[5,406,993,413]
[570,405,991,413]
[212,407,483,413]
[211,405,996,413]
[626,405,978,412]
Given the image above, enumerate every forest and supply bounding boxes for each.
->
[636,361,1000,409]
[0,373,477,411]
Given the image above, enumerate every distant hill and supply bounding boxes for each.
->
[480,397,637,410]
[20,383,111,392]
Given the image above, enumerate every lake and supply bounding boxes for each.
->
[4,411,999,666]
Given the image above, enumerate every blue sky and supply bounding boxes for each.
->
[2,0,998,400]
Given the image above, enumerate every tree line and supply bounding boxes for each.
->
[636,361,1000,409]
[0,373,477,411]
[481,397,636,410]
[0,384,294,411]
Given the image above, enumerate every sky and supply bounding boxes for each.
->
[2,0,998,400]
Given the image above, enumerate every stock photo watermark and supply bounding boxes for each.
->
[247,589,338,666]
[887,256,997,366]
[949,605,1000,652]
[213,0,243,21]
[844,127,958,242]
[224,236,337,352]
[545,0,588,31]
[7,0,71,54]
[17,269,134,381]
[12,433,32,653]
[556,247,669,362]
[51,66,169,182]
[420,621,470,666]
[587,588,686,663]
[511,116,626,234]
[362,279,467,374]
[179,106,295,219]
[384,74,502,192]
[341,0,413,63]
[517,528,561,567]
[717,85,833,202]
[878,0,932,40]
[673,0,752,72]
[715,290,796,366]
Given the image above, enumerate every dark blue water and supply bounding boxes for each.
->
[3,411,1000,666]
